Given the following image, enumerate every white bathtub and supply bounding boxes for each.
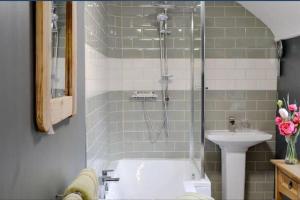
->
[104,159,211,200]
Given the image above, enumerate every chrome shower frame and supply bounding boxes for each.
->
[200,1,206,179]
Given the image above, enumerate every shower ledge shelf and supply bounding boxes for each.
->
[206,129,272,200]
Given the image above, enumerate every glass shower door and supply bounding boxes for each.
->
[189,1,205,179]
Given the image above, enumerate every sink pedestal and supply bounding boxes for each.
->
[221,148,247,200]
[206,130,272,200]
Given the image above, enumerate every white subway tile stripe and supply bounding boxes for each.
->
[85,44,109,98]
[107,58,278,91]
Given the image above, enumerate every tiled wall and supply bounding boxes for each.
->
[85,2,108,57]
[85,2,111,173]
[108,90,201,159]
[206,59,278,90]
[104,1,276,59]
[120,58,278,91]
[205,1,276,58]
[119,1,200,58]
[108,92,124,160]
[86,93,110,173]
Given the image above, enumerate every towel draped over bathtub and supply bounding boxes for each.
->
[64,169,99,200]
[177,192,214,200]
[63,193,83,200]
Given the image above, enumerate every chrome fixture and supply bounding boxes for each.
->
[228,116,236,132]
[51,7,58,33]
[138,2,176,143]
[157,13,168,22]
[157,12,170,34]
[99,170,120,199]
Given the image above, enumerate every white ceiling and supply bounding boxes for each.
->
[239,1,300,41]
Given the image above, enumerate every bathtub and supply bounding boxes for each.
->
[104,159,211,200]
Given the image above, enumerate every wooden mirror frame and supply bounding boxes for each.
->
[36,2,77,133]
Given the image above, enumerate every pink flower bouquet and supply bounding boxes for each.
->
[276,99,299,164]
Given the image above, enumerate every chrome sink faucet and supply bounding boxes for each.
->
[228,116,236,132]
[99,170,120,199]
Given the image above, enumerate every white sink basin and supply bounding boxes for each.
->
[206,130,272,200]
[206,129,272,152]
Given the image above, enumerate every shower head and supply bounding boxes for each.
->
[51,7,58,32]
[157,13,168,22]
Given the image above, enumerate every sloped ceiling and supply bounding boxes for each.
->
[239,1,300,41]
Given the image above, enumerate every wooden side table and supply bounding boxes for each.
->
[271,160,300,200]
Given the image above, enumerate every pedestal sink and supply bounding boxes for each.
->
[206,130,272,200]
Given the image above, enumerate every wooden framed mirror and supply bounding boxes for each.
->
[36,2,77,133]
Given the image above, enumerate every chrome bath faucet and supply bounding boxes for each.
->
[228,116,236,132]
[99,170,120,199]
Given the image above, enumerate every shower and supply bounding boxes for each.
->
[85,1,209,199]
[138,3,175,143]
[129,1,206,178]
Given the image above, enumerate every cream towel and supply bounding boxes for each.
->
[63,193,83,200]
[177,192,214,200]
[64,169,98,200]
[80,169,99,187]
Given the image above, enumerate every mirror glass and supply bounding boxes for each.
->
[51,2,66,98]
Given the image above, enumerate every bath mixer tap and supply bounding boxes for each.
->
[228,116,236,132]
[101,176,120,182]
[100,169,120,184]
[99,170,120,199]
[102,169,114,176]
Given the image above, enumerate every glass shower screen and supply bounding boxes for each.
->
[189,1,205,179]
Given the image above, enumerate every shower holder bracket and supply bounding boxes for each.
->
[160,74,174,82]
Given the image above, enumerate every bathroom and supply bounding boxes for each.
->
[1,1,300,200]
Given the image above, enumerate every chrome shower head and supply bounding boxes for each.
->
[51,7,58,32]
[157,13,168,22]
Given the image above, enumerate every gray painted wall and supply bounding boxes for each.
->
[0,2,86,199]
[277,36,300,159]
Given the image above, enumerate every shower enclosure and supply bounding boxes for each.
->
[85,1,207,199]
[126,0,205,176]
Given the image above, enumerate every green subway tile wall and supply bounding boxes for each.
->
[102,1,276,58]
[85,2,111,172]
